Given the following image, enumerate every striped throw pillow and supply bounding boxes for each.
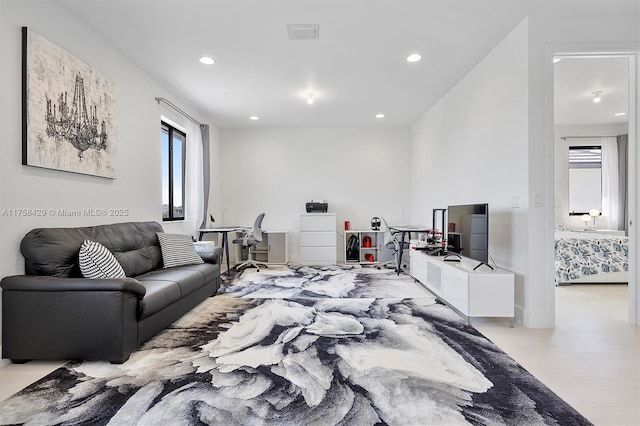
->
[79,240,126,279]
[156,232,204,268]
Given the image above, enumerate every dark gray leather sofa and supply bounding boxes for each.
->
[1,221,222,363]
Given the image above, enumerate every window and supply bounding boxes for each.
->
[161,122,186,221]
[568,145,602,215]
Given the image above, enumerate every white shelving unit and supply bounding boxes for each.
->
[344,229,393,265]
[299,213,337,264]
[409,241,515,326]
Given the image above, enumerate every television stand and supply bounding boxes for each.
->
[409,243,515,327]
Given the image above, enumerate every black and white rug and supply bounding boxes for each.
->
[0,265,592,425]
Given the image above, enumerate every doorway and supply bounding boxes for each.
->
[553,53,637,325]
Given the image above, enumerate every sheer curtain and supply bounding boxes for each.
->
[184,119,204,236]
[617,134,629,233]
[601,136,619,230]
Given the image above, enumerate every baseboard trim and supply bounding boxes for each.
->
[514,305,525,327]
[0,345,10,368]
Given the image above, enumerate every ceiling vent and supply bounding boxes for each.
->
[287,24,319,40]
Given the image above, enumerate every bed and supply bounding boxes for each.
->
[554,226,629,285]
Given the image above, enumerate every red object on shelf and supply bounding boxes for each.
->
[344,221,350,230]
[365,253,375,262]
[362,236,372,247]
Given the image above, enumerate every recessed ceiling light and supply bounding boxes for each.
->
[249,116,259,120]
[614,112,627,117]
[592,91,603,103]
[199,56,215,65]
[553,57,562,64]
[375,114,385,118]
[406,53,422,63]
[306,93,315,104]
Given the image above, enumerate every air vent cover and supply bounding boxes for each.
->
[287,24,319,40]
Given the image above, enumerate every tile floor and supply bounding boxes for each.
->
[0,284,638,425]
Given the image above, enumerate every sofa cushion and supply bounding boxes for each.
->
[136,280,182,319]
[156,233,204,268]
[172,263,220,286]
[136,267,207,299]
[79,240,126,279]
[21,222,164,278]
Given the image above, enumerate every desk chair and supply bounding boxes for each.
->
[379,217,409,272]
[232,212,267,272]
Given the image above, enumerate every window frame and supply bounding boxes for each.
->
[162,121,186,221]
[568,144,602,216]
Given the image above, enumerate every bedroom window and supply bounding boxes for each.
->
[568,146,602,215]
[161,122,186,221]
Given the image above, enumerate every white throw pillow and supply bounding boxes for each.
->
[79,240,126,279]
[156,232,204,268]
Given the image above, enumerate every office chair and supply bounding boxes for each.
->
[232,212,267,272]
[379,217,409,272]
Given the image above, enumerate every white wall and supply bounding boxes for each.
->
[528,2,639,327]
[0,1,220,363]
[554,123,629,230]
[411,3,638,329]
[219,127,411,262]
[411,20,530,322]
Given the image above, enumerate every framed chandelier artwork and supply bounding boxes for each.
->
[22,27,117,178]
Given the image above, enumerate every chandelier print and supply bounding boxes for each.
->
[23,27,117,178]
[45,75,109,162]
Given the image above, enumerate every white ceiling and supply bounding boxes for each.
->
[554,57,629,126]
[54,0,632,128]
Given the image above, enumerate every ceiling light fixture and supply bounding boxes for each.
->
[375,114,385,118]
[249,116,259,120]
[199,56,215,65]
[306,93,315,104]
[614,112,627,117]
[406,53,422,63]
[592,91,602,103]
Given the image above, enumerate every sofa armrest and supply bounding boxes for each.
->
[193,243,223,265]
[0,275,146,297]
[1,275,144,363]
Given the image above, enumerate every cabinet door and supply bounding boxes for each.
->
[426,261,443,294]
[377,236,394,263]
[442,267,469,315]
[468,274,514,317]
[266,232,287,264]
[410,252,428,287]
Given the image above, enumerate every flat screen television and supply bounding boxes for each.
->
[446,203,489,264]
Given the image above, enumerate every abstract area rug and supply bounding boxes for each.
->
[0,265,592,425]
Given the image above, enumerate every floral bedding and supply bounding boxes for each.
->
[554,227,628,284]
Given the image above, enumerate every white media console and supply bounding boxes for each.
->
[409,241,515,326]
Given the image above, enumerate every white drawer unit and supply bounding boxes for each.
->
[299,213,337,264]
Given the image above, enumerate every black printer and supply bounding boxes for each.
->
[305,202,328,213]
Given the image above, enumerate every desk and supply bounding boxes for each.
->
[197,227,247,272]
[389,225,431,274]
